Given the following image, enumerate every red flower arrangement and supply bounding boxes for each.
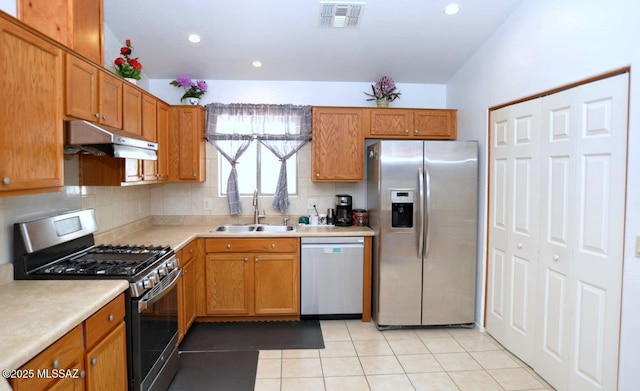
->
[113,39,142,80]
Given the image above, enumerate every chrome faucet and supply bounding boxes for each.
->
[253,190,266,225]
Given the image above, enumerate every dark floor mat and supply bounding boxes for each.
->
[180,320,324,352]
[168,351,258,391]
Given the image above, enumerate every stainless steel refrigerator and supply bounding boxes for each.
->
[367,140,478,327]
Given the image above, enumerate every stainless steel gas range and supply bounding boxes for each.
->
[12,209,180,391]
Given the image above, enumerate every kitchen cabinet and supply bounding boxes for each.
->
[17,0,103,64]
[0,13,64,197]
[65,54,123,128]
[78,155,145,186]
[10,294,126,391]
[10,325,84,391]
[83,294,127,391]
[169,105,206,182]
[155,101,170,182]
[311,107,364,182]
[178,240,199,343]
[122,83,142,136]
[204,238,300,319]
[141,93,160,181]
[365,108,457,139]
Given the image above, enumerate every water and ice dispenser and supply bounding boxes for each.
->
[391,190,414,228]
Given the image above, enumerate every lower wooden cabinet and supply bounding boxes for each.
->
[10,294,127,391]
[204,238,300,319]
[177,240,199,343]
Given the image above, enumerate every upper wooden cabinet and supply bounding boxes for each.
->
[311,107,364,182]
[66,54,123,128]
[0,14,64,196]
[17,0,103,64]
[169,105,206,182]
[122,83,142,136]
[365,108,457,139]
[155,101,170,181]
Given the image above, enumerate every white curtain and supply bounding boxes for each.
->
[205,103,312,213]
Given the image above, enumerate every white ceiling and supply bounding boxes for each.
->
[104,0,525,84]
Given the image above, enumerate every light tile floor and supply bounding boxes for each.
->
[255,320,555,391]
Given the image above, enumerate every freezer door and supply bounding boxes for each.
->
[373,140,424,326]
[422,141,478,325]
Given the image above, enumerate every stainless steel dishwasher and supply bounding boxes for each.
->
[301,236,364,317]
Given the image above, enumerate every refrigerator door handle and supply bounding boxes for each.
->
[425,167,432,258]
[418,167,424,258]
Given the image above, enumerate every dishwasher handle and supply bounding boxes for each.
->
[301,243,364,249]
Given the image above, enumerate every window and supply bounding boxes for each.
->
[219,142,297,196]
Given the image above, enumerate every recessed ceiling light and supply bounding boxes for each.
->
[252,60,263,68]
[444,3,460,15]
[188,34,201,43]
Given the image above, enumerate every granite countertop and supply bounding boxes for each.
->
[0,278,129,390]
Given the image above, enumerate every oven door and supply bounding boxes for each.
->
[130,267,181,391]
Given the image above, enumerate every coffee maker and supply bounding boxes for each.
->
[335,194,352,226]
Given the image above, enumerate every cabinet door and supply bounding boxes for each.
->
[85,322,127,391]
[17,0,70,45]
[205,254,252,315]
[183,259,198,331]
[170,106,205,181]
[253,253,299,315]
[72,0,102,64]
[155,101,170,181]
[413,109,457,139]
[0,18,64,195]
[98,71,122,128]
[367,109,413,138]
[141,94,158,181]
[47,362,85,391]
[122,84,142,135]
[66,54,99,122]
[311,107,364,181]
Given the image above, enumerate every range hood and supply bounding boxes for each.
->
[64,120,158,160]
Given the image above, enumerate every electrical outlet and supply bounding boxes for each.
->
[307,198,318,210]
[203,197,213,211]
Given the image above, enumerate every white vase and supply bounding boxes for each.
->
[183,97,200,105]
[124,77,138,85]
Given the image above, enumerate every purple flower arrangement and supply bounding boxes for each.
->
[170,75,208,100]
[364,75,401,102]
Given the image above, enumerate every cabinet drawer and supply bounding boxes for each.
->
[84,294,125,349]
[206,238,298,253]
[11,325,83,391]
[179,240,197,266]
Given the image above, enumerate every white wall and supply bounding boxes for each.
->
[446,0,640,388]
[0,0,16,16]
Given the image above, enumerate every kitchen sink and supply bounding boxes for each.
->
[255,225,296,232]
[213,225,256,232]
[212,224,296,233]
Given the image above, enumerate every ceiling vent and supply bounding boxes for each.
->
[319,1,365,28]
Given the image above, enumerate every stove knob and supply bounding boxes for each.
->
[158,266,168,277]
[150,273,160,284]
[166,260,177,271]
[142,278,152,289]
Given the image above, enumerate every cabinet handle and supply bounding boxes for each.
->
[189,249,193,254]
[226,244,231,249]
[517,242,523,249]
[405,129,409,134]
[271,244,276,249]
[52,359,60,369]
[414,129,419,134]
[243,257,248,262]
[316,173,320,177]
[91,358,98,366]
[255,257,259,262]
[94,113,100,119]
[192,173,197,177]
[2,177,9,185]
[108,314,114,322]
[102,115,107,121]
[553,254,560,262]
[80,370,86,379]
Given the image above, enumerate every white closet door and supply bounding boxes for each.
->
[487,99,541,364]
[487,105,510,342]
[568,74,627,391]
[536,87,577,390]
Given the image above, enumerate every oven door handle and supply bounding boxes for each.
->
[138,268,181,313]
